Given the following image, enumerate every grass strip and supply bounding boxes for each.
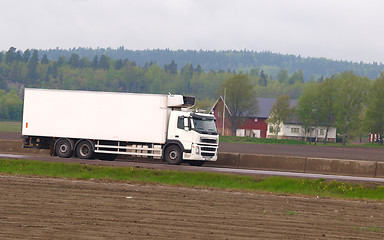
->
[1,158,384,200]
[220,135,384,148]
[0,121,21,133]
[220,136,309,145]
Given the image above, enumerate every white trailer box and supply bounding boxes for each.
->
[22,88,219,165]
[22,88,176,143]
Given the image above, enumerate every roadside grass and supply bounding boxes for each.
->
[220,135,384,148]
[0,121,21,133]
[1,158,384,201]
[362,142,384,148]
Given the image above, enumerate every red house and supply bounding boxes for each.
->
[210,96,233,136]
[210,97,279,138]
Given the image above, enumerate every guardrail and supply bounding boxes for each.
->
[1,140,383,178]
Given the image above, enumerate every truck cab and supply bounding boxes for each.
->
[165,110,219,165]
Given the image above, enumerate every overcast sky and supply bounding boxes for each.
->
[1,0,383,63]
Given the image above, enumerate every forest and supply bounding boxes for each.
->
[0,47,383,125]
[38,47,384,81]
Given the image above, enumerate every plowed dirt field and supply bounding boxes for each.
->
[1,175,384,239]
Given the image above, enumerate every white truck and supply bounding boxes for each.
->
[22,88,219,165]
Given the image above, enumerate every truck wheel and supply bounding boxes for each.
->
[76,140,94,159]
[55,138,73,158]
[165,145,182,165]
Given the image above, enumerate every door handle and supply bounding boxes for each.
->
[175,135,179,138]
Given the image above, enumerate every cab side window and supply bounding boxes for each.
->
[177,117,184,129]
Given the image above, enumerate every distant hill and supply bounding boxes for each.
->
[38,48,384,81]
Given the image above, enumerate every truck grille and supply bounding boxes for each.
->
[201,147,216,152]
[201,138,217,144]
[199,145,217,158]
[201,152,215,157]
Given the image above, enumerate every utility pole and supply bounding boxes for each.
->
[222,88,226,136]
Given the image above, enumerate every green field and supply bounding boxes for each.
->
[2,122,383,148]
[1,158,384,201]
[220,135,384,148]
[0,122,21,133]
[220,135,309,145]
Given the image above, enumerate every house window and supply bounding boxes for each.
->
[269,126,274,133]
[319,129,325,135]
[291,128,299,134]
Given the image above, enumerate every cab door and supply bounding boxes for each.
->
[174,116,194,151]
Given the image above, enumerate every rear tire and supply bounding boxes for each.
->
[164,145,182,165]
[76,140,94,159]
[55,138,73,158]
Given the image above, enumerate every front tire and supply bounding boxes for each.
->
[55,138,73,158]
[76,140,94,159]
[164,145,183,165]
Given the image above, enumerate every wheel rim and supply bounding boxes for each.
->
[169,150,178,160]
[59,144,68,154]
[80,145,90,156]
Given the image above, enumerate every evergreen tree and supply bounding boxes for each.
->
[16,50,22,62]
[164,60,177,74]
[114,59,124,70]
[5,47,17,63]
[79,56,90,68]
[27,50,39,83]
[51,62,58,78]
[91,55,99,69]
[99,55,110,70]
[259,70,267,86]
[0,76,8,91]
[57,56,66,66]
[22,49,31,62]
[68,53,80,68]
[194,64,202,74]
[41,54,49,64]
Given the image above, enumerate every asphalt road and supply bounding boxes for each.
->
[2,132,384,161]
[219,142,384,161]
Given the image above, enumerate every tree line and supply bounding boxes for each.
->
[0,47,307,121]
[37,47,384,81]
[2,46,384,145]
[264,71,384,144]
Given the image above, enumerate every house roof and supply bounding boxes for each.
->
[245,98,297,119]
[210,96,232,116]
[211,96,297,119]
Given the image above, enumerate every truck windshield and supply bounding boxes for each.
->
[192,118,218,135]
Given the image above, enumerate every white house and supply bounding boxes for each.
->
[267,122,337,142]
